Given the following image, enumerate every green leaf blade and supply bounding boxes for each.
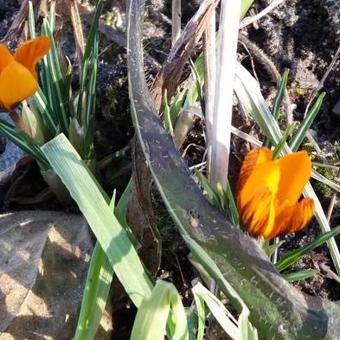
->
[272,70,289,121]
[290,92,326,152]
[41,134,153,307]
[284,269,319,282]
[0,118,49,169]
[75,242,113,340]
[276,225,340,272]
[130,280,188,340]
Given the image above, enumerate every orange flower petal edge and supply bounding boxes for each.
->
[0,44,14,73]
[14,36,51,79]
[237,147,315,240]
[276,151,312,204]
[237,147,273,194]
[0,36,50,109]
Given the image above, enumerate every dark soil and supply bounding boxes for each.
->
[1,0,340,338]
[0,0,19,24]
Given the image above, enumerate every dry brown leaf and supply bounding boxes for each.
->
[150,0,219,112]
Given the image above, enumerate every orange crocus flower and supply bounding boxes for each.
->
[237,147,315,240]
[0,36,50,110]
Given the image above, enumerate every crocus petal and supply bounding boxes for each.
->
[268,201,295,239]
[289,198,315,233]
[237,147,273,193]
[276,151,312,204]
[13,36,50,78]
[267,198,315,239]
[238,160,280,212]
[0,61,38,109]
[0,44,14,73]
[240,188,276,237]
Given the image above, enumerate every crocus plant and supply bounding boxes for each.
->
[237,147,315,239]
[0,36,50,110]
[0,1,102,203]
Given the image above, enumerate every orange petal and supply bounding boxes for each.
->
[268,198,315,239]
[240,188,276,237]
[289,198,315,233]
[0,61,38,109]
[0,44,14,73]
[237,160,280,213]
[237,147,273,193]
[276,151,312,204]
[13,36,50,78]
[268,201,295,239]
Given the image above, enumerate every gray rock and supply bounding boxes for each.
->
[0,114,24,183]
[0,211,112,339]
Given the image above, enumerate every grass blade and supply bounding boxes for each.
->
[191,285,205,340]
[75,179,134,339]
[48,2,56,31]
[189,59,205,113]
[196,173,240,227]
[41,134,153,307]
[196,171,223,211]
[28,1,36,38]
[276,225,340,272]
[115,179,139,247]
[74,242,113,339]
[240,0,255,18]
[311,170,340,194]
[272,69,289,120]
[263,70,289,148]
[163,90,174,136]
[192,282,258,340]
[77,0,102,120]
[76,0,102,159]
[192,283,238,339]
[83,40,98,159]
[33,89,59,135]
[188,239,258,340]
[284,269,319,282]
[225,180,240,227]
[272,122,297,159]
[41,19,69,133]
[170,89,188,125]
[0,118,49,169]
[185,57,204,109]
[290,92,326,152]
[130,280,188,340]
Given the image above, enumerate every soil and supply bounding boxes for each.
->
[1,0,340,338]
